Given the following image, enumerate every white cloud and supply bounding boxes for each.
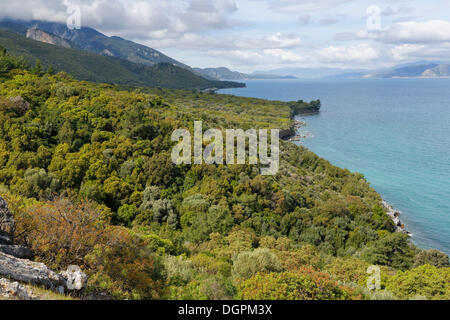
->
[0,0,239,39]
[147,32,302,50]
[384,20,450,43]
[317,44,379,62]
[263,49,303,62]
[336,20,450,44]
[208,48,303,65]
[268,0,353,13]
[390,44,425,61]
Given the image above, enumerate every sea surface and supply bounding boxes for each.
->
[221,79,450,254]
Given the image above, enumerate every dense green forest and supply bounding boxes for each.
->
[0,30,243,90]
[0,48,448,300]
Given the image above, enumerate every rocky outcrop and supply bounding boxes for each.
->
[382,200,412,236]
[0,252,64,289]
[0,245,33,259]
[26,27,72,49]
[0,196,32,259]
[0,277,35,300]
[0,196,14,245]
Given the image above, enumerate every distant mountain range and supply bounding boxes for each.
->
[194,67,297,80]
[256,63,450,79]
[362,63,450,78]
[0,19,244,90]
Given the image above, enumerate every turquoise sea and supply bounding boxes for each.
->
[221,79,450,255]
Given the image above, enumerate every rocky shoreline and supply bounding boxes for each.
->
[382,200,412,237]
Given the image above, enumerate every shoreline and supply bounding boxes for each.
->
[290,114,412,239]
[382,200,412,237]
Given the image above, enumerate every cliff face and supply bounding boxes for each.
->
[26,27,72,48]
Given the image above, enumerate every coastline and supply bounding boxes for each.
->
[382,200,412,237]
[290,113,412,239]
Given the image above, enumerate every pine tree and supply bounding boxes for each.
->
[32,59,43,75]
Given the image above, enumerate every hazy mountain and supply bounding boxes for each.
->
[195,67,297,80]
[0,29,244,90]
[252,67,365,79]
[264,62,450,79]
[364,63,450,78]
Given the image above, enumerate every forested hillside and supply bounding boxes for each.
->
[0,48,448,300]
[0,30,243,90]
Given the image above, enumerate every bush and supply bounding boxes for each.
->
[361,233,415,270]
[117,204,138,226]
[13,198,111,268]
[232,248,283,279]
[237,267,350,300]
[385,265,450,300]
[8,196,166,299]
[85,228,166,300]
[413,249,449,268]
[164,256,195,285]
[178,275,236,300]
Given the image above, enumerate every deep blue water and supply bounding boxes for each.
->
[221,79,450,254]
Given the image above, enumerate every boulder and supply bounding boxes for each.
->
[0,245,33,259]
[0,277,35,300]
[0,252,64,289]
[0,196,14,245]
[59,265,88,291]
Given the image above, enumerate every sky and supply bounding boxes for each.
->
[1,0,450,72]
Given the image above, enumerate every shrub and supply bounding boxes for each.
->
[85,228,166,300]
[117,204,138,226]
[164,256,195,285]
[361,233,415,270]
[179,275,236,300]
[237,267,350,300]
[324,257,370,285]
[413,249,449,268]
[13,197,111,268]
[232,248,283,279]
[385,265,450,300]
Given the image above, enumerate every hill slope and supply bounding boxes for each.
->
[0,29,243,90]
[0,20,188,68]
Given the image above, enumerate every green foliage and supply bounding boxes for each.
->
[386,265,450,300]
[0,49,442,300]
[232,248,283,279]
[361,233,415,270]
[0,45,28,76]
[413,249,449,268]
[117,204,138,226]
[237,268,351,300]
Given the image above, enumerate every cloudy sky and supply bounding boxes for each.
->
[1,0,450,72]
